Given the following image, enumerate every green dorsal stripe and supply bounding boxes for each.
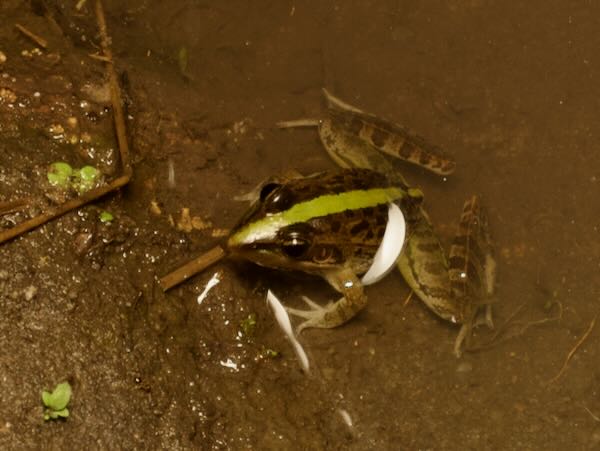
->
[229,187,406,245]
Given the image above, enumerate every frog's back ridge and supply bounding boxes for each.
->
[280,168,394,208]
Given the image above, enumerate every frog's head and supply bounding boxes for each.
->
[226,176,339,273]
[227,169,412,273]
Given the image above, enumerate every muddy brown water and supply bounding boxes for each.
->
[1,1,600,449]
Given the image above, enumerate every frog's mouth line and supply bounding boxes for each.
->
[229,244,339,274]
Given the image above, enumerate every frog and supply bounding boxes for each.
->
[227,90,496,355]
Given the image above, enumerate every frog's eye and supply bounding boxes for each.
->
[259,182,281,201]
[262,184,294,213]
[281,231,311,259]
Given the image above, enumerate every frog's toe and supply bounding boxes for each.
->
[288,312,324,334]
[285,299,331,332]
[301,296,334,310]
[285,306,319,320]
[300,296,322,310]
[284,296,330,320]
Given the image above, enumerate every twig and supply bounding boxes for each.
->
[159,245,227,291]
[547,312,598,385]
[0,0,131,245]
[467,303,562,353]
[88,52,111,62]
[0,199,30,216]
[582,404,600,422]
[402,291,413,307]
[95,0,132,176]
[15,24,48,49]
[276,119,320,128]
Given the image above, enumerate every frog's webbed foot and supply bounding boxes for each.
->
[453,304,494,357]
[475,304,494,330]
[285,268,367,333]
[285,297,335,333]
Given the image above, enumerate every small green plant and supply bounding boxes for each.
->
[42,381,72,421]
[239,313,257,338]
[47,162,73,189]
[73,165,99,194]
[47,162,101,194]
[263,348,280,359]
[99,210,114,223]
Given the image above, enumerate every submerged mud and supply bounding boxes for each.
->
[1,0,600,449]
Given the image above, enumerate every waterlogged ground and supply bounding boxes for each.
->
[1,0,600,449]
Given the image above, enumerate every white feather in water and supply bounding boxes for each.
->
[361,203,406,286]
[266,290,310,373]
[197,272,221,305]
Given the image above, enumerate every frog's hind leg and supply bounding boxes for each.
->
[285,267,367,333]
[322,89,456,176]
[449,195,496,355]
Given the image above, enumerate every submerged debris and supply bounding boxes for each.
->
[266,290,310,373]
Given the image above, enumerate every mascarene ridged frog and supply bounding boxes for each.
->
[226,90,496,355]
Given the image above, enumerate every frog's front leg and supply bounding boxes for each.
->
[285,267,367,333]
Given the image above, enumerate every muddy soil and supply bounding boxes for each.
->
[1,0,600,449]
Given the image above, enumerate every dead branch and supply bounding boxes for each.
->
[159,245,227,291]
[15,23,48,49]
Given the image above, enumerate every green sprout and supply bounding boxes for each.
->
[177,46,188,74]
[99,211,114,223]
[239,313,257,338]
[47,162,101,194]
[47,162,73,188]
[263,348,280,359]
[42,381,72,421]
[73,165,99,194]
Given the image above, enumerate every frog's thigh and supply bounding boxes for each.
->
[397,224,462,323]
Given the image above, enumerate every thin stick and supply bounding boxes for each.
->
[0,199,29,216]
[276,119,320,128]
[159,245,227,291]
[95,0,132,176]
[0,0,131,245]
[88,52,111,62]
[15,24,48,49]
[547,312,598,385]
[582,404,600,422]
[402,291,413,307]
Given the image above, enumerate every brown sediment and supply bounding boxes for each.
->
[0,0,132,245]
